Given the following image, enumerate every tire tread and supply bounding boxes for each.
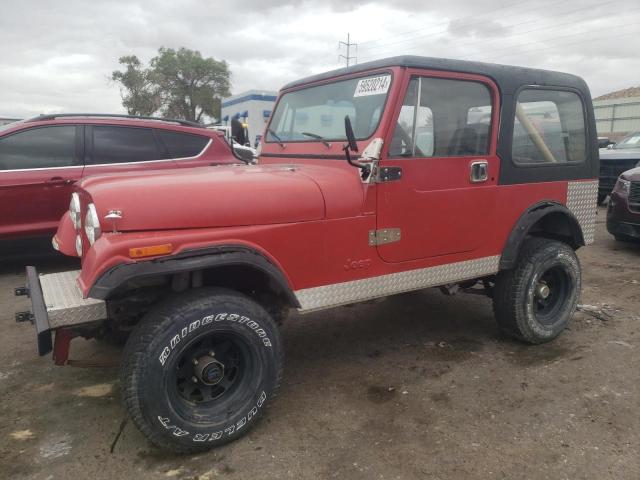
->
[120,288,283,453]
[493,237,579,344]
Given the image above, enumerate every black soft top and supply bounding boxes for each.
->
[280,55,597,186]
[282,55,590,97]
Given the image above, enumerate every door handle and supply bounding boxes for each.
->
[46,176,72,185]
[470,161,488,183]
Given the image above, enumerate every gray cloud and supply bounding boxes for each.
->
[0,0,638,118]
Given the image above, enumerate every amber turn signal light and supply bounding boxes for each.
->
[129,243,173,258]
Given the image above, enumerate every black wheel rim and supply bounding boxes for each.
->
[167,331,257,420]
[533,265,571,326]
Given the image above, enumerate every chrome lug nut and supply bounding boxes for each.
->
[535,283,551,300]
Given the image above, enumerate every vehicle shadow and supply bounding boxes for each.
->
[0,236,79,275]
[608,238,640,255]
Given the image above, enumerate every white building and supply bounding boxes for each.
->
[221,90,278,147]
[594,96,640,139]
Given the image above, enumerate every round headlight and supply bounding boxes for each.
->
[84,203,101,245]
[69,193,81,229]
[75,234,83,256]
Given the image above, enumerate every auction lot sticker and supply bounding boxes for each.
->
[354,75,391,97]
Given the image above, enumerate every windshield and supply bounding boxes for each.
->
[614,132,640,149]
[266,73,392,143]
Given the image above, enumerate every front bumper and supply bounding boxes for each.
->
[15,267,107,356]
[606,191,640,239]
[607,218,640,239]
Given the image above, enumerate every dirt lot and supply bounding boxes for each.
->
[0,208,638,480]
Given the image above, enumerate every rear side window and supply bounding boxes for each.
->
[91,126,161,164]
[389,76,493,158]
[0,126,78,170]
[512,89,586,165]
[155,130,209,158]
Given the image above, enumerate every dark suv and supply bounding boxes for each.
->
[598,131,640,204]
[0,114,241,241]
[607,166,640,241]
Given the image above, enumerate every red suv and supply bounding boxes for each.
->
[0,114,240,240]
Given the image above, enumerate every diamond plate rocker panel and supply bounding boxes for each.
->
[566,180,598,245]
[39,270,106,328]
[295,255,501,312]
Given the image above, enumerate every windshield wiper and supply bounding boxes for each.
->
[267,128,285,148]
[301,131,331,149]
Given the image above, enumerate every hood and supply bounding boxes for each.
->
[599,147,640,161]
[621,166,640,181]
[79,164,328,232]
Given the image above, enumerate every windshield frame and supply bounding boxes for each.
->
[614,131,640,149]
[264,69,395,145]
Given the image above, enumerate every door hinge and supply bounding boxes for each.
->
[369,228,402,246]
[379,166,402,182]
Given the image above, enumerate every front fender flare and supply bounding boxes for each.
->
[88,245,300,308]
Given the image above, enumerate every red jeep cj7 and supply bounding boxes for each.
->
[17,56,599,453]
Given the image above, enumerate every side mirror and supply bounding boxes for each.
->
[344,116,358,153]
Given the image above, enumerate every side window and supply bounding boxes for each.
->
[0,126,78,170]
[389,76,492,158]
[155,130,209,158]
[512,89,586,165]
[91,126,161,164]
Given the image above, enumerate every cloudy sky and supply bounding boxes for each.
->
[1,0,639,118]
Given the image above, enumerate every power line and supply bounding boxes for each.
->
[357,0,535,47]
[358,0,565,53]
[447,0,635,57]
[482,30,639,69]
[358,5,640,63]
[357,0,632,61]
[477,23,640,62]
[339,33,357,67]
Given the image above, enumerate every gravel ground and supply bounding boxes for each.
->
[0,207,638,480]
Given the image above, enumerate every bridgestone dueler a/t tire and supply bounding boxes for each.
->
[493,237,581,344]
[120,288,283,453]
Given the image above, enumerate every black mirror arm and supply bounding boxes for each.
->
[343,143,373,180]
[343,143,365,168]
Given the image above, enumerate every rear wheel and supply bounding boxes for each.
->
[493,237,580,344]
[120,288,282,453]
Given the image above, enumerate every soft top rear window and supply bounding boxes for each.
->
[512,88,587,165]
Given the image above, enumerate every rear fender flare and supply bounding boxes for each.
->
[500,201,585,270]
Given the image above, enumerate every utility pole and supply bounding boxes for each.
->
[339,33,357,67]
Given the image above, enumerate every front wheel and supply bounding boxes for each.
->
[493,237,581,344]
[120,288,283,453]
